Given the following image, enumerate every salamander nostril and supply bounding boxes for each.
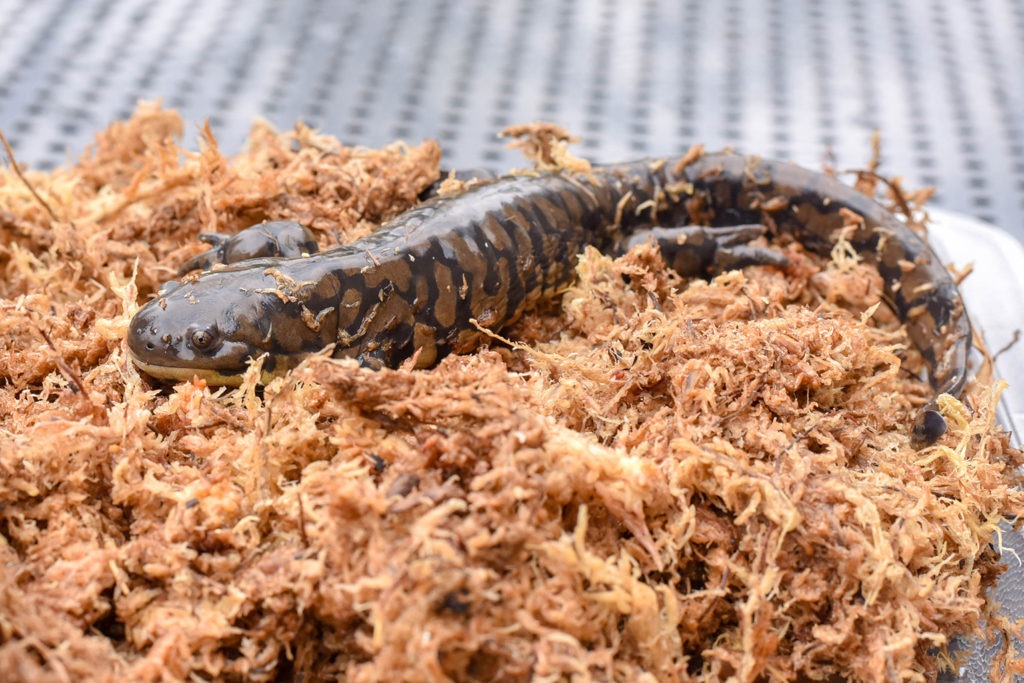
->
[146,342,154,351]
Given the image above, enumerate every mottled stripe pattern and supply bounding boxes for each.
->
[128,153,971,443]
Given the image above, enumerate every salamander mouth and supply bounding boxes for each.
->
[127,346,313,387]
[128,351,252,386]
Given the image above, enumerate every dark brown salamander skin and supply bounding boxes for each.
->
[177,220,319,275]
[128,153,971,445]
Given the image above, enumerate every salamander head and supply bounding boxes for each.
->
[127,267,333,386]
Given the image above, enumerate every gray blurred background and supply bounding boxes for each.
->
[1,0,1022,238]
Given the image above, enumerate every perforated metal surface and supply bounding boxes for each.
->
[1,0,1023,238]
[2,0,1023,678]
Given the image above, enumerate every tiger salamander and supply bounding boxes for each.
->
[128,153,971,446]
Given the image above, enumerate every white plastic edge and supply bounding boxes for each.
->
[927,208,1024,447]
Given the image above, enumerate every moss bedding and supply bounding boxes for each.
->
[1,103,1023,682]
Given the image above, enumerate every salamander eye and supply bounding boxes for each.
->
[188,326,220,352]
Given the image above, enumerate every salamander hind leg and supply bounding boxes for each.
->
[178,220,319,274]
[911,405,947,447]
[625,224,790,278]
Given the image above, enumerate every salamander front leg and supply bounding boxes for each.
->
[418,168,499,200]
[178,220,320,274]
[624,224,790,277]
